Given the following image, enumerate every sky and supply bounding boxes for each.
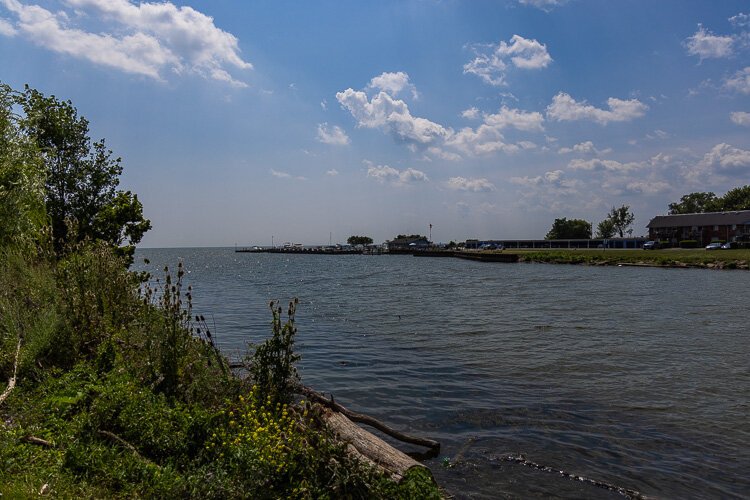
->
[1,0,749,247]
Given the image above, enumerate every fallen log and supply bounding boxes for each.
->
[298,385,440,457]
[319,407,429,483]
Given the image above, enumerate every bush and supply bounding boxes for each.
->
[679,240,698,248]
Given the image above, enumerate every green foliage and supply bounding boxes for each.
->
[545,217,592,239]
[396,234,427,240]
[249,300,301,407]
[668,191,719,214]
[0,84,47,251]
[679,240,699,248]
[599,205,635,238]
[347,235,374,245]
[14,83,151,256]
[720,185,750,211]
[595,218,616,239]
[668,186,750,214]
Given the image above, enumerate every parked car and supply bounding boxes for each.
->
[705,242,722,250]
[721,242,735,249]
[643,241,659,250]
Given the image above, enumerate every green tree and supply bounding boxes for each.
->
[0,84,47,249]
[17,85,150,256]
[346,235,374,245]
[718,185,750,211]
[599,205,635,238]
[668,192,719,214]
[545,218,592,239]
[595,218,616,239]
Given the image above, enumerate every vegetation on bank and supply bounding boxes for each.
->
[0,82,439,498]
[510,248,750,269]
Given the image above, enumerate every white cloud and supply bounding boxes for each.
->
[730,111,750,126]
[336,88,449,146]
[624,180,671,195]
[685,26,734,60]
[367,71,418,99]
[725,67,750,94]
[464,34,552,86]
[325,169,339,176]
[270,169,306,181]
[483,106,545,131]
[0,16,16,35]
[546,92,648,125]
[316,123,350,146]
[338,74,543,159]
[320,99,328,111]
[446,176,496,192]
[557,141,611,155]
[568,158,641,173]
[700,143,750,172]
[645,129,669,140]
[517,0,567,12]
[366,165,428,186]
[729,12,750,29]
[1,0,251,86]
[510,169,577,189]
[461,107,480,120]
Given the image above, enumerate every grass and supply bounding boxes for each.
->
[0,243,440,498]
[505,248,750,269]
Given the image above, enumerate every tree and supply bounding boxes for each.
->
[545,218,592,239]
[347,235,373,246]
[668,192,719,214]
[718,185,750,211]
[17,85,150,256]
[599,205,635,238]
[595,218,616,239]
[0,84,46,249]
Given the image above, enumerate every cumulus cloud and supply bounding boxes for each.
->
[729,12,750,28]
[510,169,577,189]
[325,169,339,176]
[517,0,567,12]
[700,143,750,172]
[568,158,641,173]
[685,26,735,60]
[0,16,16,35]
[367,71,419,99]
[725,67,750,94]
[316,123,350,145]
[730,111,750,126]
[557,141,611,155]
[366,164,429,186]
[270,169,306,181]
[464,34,552,86]
[624,180,671,195]
[336,88,449,146]
[446,176,496,192]
[338,73,544,158]
[546,92,648,125]
[0,0,251,86]
[461,107,480,120]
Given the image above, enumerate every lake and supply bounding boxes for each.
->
[134,248,750,499]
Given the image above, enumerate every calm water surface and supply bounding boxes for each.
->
[134,248,750,499]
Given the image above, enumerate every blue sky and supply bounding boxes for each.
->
[2,0,749,247]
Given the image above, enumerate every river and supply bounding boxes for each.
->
[134,248,749,499]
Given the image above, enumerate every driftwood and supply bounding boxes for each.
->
[298,385,439,482]
[22,435,54,447]
[320,407,428,482]
[299,385,440,456]
[0,337,22,407]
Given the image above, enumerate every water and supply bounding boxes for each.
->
[134,248,750,499]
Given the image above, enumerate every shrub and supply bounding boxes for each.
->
[679,240,698,248]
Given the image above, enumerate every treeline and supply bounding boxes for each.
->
[0,83,438,498]
[668,186,750,214]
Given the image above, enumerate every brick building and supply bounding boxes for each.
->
[646,211,750,246]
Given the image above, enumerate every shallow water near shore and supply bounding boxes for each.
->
[135,248,750,499]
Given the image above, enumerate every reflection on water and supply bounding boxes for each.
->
[134,248,750,499]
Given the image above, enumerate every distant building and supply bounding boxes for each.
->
[646,211,750,246]
[387,236,430,251]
